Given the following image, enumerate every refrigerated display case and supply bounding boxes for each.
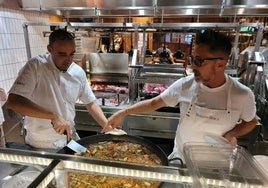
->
[0,143,268,188]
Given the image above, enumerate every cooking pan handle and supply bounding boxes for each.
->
[168,157,184,168]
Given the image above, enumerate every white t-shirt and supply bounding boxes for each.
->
[160,74,256,123]
[9,54,96,148]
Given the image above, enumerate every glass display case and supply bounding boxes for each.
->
[0,147,191,188]
[1,143,268,188]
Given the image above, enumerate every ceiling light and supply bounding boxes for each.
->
[237,8,245,15]
[185,9,193,15]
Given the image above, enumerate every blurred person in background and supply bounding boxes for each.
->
[110,34,124,53]
[128,45,134,57]
[156,43,174,64]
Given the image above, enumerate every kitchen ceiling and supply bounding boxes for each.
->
[21,0,268,19]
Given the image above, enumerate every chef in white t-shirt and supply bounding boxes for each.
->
[102,29,257,162]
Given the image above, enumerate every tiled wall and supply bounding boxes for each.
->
[0,7,50,123]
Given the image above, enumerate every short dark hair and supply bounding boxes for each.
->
[196,29,232,57]
[49,29,75,46]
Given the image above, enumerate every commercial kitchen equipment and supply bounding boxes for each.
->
[75,52,130,133]
[76,53,188,155]
[0,142,268,188]
[126,63,187,140]
[21,0,268,19]
[237,46,268,153]
[20,21,266,156]
[0,141,190,188]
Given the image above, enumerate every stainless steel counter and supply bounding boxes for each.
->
[74,103,179,139]
[74,103,127,133]
[122,111,179,139]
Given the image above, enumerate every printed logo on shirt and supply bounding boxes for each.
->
[171,93,180,97]
[196,112,219,121]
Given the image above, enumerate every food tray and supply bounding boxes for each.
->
[183,143,268,188]
[54,169,165,188]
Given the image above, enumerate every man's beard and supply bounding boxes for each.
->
[193,70,211,84]
[193,70,201,82]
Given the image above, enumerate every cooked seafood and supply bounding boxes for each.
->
[68,140,163,188]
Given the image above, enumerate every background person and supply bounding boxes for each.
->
[102,29,257,162]
[6,29,109,150]
[110,34,124,53]
[156,44,174,64]
[156,43,171,55]
[128,45,134,57]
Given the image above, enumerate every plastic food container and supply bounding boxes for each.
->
[2,171,41,188]
[183,143,268,188]
[254,155,268,177]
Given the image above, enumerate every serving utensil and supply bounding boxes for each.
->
[66,128,127,152]
[51,122,88,153]
[66,139,88,153]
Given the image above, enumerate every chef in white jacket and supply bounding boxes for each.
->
[102,29,257,162]
[6,29,108,150]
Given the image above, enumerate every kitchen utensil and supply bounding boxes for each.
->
[66,139,88,153]
[51,122,88,153]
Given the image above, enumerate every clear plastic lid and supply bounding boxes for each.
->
[183,142,268,188]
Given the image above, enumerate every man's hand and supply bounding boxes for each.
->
[101,110,125,133]
[223,118,257,146]
[223,132,237,146]
[0,88,7,101]
[51,114,71,141]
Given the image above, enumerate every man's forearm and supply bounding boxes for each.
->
[223,118,258,138]
[6,93,56,120]
[86,101,108,128]
[122,96,166,116]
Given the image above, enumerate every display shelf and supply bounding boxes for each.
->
[0,147,191,188]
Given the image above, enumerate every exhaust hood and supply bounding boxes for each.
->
[21,0,268,18]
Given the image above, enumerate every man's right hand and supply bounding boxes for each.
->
[51,114,71,141]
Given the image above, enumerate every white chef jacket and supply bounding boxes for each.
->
[9,54,96,149]
[160,74,256,161]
